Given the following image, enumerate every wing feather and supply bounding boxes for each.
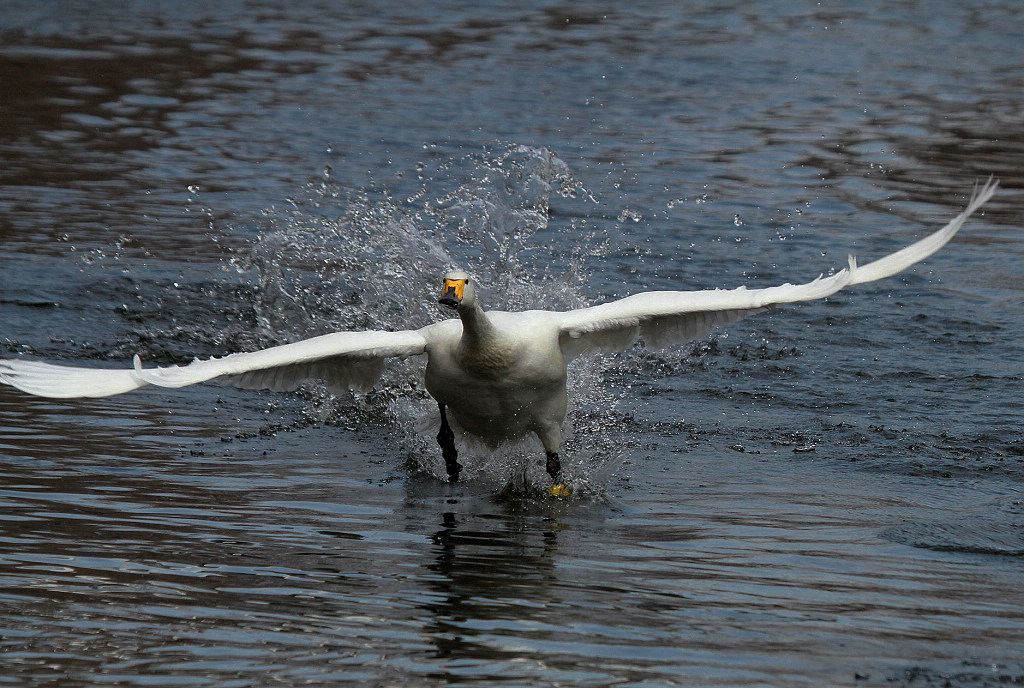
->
[849,176,997,285]
[558,177,997,359]
[1,329,427,399]
[0,359,147,398]
[133,329,427,393]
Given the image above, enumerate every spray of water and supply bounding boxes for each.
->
[234,144,626,494]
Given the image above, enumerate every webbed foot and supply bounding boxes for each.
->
[548,483,571,498]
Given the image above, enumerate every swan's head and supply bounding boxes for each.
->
[438,270,476,311]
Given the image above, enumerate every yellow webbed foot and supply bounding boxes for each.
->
[548,483,571,498]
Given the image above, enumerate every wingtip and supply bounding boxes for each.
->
[970,175,999,209]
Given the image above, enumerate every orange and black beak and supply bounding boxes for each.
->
[438,277,466,309]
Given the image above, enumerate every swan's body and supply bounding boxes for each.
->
[424,310,568,452]
[0,179,998,491]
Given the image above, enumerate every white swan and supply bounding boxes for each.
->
[0,179,998,494]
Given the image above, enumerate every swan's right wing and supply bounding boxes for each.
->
[0,329,427,399]
[0,359,147,399]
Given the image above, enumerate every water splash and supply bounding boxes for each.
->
[235,144,624,494]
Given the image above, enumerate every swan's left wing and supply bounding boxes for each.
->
[557,178,997,360]
[556,262,855,359]
[0,329,427,399]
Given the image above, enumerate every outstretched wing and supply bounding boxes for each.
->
[0,329,428,399]
[557,178,998,360]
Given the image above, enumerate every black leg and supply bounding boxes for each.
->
[545,451,561,482]
[436,403,461,482]
[546,451,570,497]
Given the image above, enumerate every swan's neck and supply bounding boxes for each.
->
[456,303,515,374]
[458,303,497,344]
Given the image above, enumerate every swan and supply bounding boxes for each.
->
[0,179,998,495]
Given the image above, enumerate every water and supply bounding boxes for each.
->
[2,1,1023,686]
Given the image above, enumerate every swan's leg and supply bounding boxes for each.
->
[545,452,562,482]
[537,423,570,497]
[436,403,461,482]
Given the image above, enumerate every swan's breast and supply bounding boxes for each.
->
[422,312,565,409]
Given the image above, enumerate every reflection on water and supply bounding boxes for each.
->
[2,0,1024,686]
[5,413,1023,686]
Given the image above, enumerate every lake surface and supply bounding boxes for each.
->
[1,1,1023,686]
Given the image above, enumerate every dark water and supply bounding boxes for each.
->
[2,1,1024,686]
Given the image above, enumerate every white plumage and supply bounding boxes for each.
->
[0,178,998,490]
